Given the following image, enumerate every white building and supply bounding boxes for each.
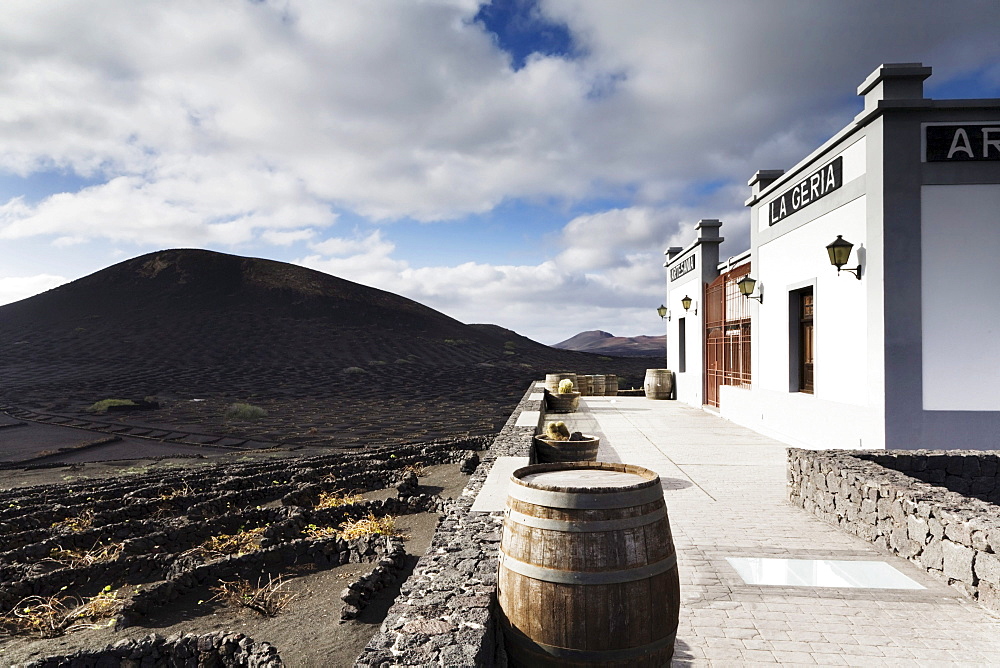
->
[664,63,1000,450]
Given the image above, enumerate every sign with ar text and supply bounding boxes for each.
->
[670,254,695,281]
[769,156,843,226]
[925,124,1000,162]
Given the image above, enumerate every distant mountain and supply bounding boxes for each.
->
[553,330,666,357]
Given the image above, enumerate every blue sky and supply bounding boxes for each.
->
[2,0,999,343]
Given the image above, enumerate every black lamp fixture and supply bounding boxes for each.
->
[680,295,697,315]
[737,275,763,303]
[656,304,668,320]
[826,235,862,279]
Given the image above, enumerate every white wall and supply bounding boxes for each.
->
[720,386,882,450]
[668,270,703,406]
[756,196,869,403]
[921,184,1000,410]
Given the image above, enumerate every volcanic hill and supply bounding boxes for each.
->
[0,249,656,459]
[554,329,666,357]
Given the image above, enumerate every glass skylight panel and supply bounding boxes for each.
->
[726,557,925,589]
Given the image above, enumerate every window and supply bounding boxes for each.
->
[678,317,686,373]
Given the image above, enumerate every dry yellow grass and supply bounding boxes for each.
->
[337,514,398,540]
[189,526,267,560]
[314,491,363,509]
[50,509,95,533]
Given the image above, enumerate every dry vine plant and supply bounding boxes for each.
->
[186,526,267,560]
[314,491,363,509]
[50,509,95,533]
[46,542,123,568]
[402,463,426,477]
[209,575,295,617]
[0,586,124,638]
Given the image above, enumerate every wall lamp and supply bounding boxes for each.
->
[737,275,763,303]
[826,235,862,280]
[657,304,668,320]
[680,295,697,315]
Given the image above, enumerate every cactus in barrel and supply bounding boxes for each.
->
[544,421,571,441]
[558,378,574,394]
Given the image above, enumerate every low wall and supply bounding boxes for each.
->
[22,631,282,667]
[788,449,1000,612]
[355,382,543,667]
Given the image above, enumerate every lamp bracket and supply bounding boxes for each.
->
[838,265,862,280]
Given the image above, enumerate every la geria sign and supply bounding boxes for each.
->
[769,157,843,226]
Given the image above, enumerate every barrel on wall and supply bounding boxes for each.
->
[577,375,593,396]
[532,434,599,463]
[591,374,606,396]
[644,369,674,400]
[605,374,619,396]
[498,462,680,667]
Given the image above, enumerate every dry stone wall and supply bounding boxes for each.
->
[788,449,1000,612]
[22,631,282,668]
[355,383,543,667]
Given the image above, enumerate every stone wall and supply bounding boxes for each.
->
[355,382,543,667]
[23,631,282,668]
[788,449,1000,612]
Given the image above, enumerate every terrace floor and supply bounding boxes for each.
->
[552,392,1000,666]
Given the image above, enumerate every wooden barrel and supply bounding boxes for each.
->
[499,462,680,667]
[545,373,578,394]
[591,374,606,396]
[577,375,593,396]
[643,369,673,400]
[544,390,581,414]
[533,434,599,462]
[605,374,619,396]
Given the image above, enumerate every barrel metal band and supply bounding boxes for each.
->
[503,620,677,662]
[500,552,677,585]
[506,506,666,532]
[507,483,663,509]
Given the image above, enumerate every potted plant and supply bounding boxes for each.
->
[534,421,600,463]
[545,378,581,413]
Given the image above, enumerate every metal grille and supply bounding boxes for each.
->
[704,264,752,408]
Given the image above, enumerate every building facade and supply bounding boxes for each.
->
[664,63,1000,450]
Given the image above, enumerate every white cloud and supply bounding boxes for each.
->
[0,274,67,306]
[295,204,730,341]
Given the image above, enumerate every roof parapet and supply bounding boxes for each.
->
[858,63,932,114]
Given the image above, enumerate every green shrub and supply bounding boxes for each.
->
[87,399,136,414]
[342,366,366,375]
[224,403,268,421]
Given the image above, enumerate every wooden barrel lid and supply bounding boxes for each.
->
[521,469,645,489]
[509,462,662,509]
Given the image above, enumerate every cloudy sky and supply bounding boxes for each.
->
[2,0,999,344]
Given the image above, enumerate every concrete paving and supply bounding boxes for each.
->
[562,395,1000,667]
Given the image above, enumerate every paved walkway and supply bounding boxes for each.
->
[567,395,1000,667]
